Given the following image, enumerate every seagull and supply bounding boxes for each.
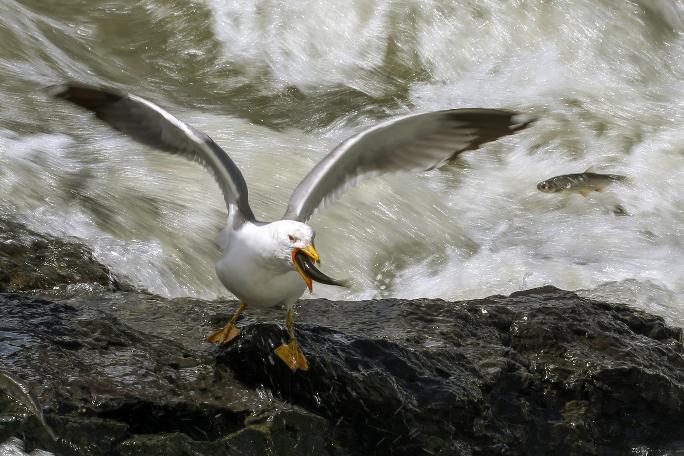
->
[50,84,535,371]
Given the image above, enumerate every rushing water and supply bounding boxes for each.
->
[0,438,51,456]
[1,0,684,327]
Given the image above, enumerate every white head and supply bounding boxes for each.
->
[270,220,316,261]
[267,220,318,288]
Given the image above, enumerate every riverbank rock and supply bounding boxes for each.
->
[218,287,684,455]
[0,292,348,455]
[0,218,116,292]
[1,286,682,455]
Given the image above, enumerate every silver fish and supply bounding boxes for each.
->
[537,167,628,197]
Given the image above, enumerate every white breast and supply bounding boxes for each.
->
[214,222,307,308]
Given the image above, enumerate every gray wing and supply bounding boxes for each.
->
[283,108,535,222]
[49,84,255,222]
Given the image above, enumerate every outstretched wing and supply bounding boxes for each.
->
[49,84,255,222]
[282,108,535,222]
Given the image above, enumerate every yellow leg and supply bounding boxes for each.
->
[274,309,309,372]
[206,302,247,344]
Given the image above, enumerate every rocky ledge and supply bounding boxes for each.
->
[0,218,117,292]
[1,220,683,455]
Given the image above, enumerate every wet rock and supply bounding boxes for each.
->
[0,218,117,292]
[0,293,347,455]
[1,285,683,455]
[218,287,684,456]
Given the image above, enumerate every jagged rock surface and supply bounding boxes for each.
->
[0,218,116,292]
[0,293,348,455]
[219,288,684,455]
[1,287,682,455]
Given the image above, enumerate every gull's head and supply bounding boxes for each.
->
[270,220,346,292]
[273,220,316,258]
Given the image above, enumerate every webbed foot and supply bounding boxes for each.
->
[206,302,247,345]
[206,323,241,345]
[275,340,309,371]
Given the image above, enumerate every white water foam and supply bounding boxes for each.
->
[0,0,683,326]
[0,438,52,456]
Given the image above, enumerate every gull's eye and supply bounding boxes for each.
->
[288,234,296,242]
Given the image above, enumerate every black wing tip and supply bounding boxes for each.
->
[46,83,124,111]
[443,108,538,129]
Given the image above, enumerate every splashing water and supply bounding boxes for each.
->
[1,0,683,326]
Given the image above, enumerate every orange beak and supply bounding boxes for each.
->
[292,244,320,292]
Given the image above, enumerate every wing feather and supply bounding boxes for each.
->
[49,84,255,222]
[283,108,535,221]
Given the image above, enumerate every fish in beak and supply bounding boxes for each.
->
[291,245,347,292]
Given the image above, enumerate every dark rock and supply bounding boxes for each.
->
[217,287,684,456]
[0,218,118,292]
[1,282,683,455]
[115,407,340,456]
[0,293,348,455]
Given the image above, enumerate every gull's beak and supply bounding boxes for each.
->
[292,244,318,292]
[292,244,347,292]
[299,244,320,263]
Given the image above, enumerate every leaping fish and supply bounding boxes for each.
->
[537,167,629,197]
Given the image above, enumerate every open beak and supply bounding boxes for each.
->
[292,244,347,292]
